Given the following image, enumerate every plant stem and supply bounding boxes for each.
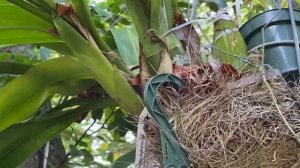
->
[70,0,131,74]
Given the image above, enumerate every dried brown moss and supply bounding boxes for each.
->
[153,70,300,168]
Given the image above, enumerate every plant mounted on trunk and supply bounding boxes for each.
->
[0,0,197,166]
[1,0,299,167]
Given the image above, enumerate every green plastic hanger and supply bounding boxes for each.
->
[143,73,191,168]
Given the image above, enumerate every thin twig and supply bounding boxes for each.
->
[101,8,127,35]
[163,18,211,37]
[58,119,97,167]
[70,126,78,142]
[74,120,97,147]
[89,111,115,136]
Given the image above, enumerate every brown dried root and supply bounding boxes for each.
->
[153,69,300,168]
[134,112,162,168]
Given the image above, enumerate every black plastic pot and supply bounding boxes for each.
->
[240,9,300,80]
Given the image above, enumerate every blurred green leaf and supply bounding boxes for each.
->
[70,145,83,157]
[0,53,11,60]
[103,108,115,125]
[107,152,114,162]
[208,0,227,9]
[81,149,94,164]
[111,26,139,66]
[78,141,89,147]
[112,150,135,168]
[178,1,190,8]
[107,109,137,135]
[91,109,104,121]
[0,111,78,168]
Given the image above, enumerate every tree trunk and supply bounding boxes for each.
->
[19,137,66,168]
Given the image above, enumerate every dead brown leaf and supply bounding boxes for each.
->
[219,63,240,79]
[57,4,75,16]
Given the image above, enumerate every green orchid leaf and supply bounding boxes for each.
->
[0,4,62,46]
[0,57,94,131]
[70,0,131,74]
[0,75,15,87]
[42,42,74,55]
[0,62,32,75]
[151,0,175,36]
[111,27,139,66]
[70,0,110,52]
[7,0,52,23]
[124,0,149,41]
[54,16,143,115]
[0,96,116,168]
[37,97,117,121]
[0,0,9,4]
